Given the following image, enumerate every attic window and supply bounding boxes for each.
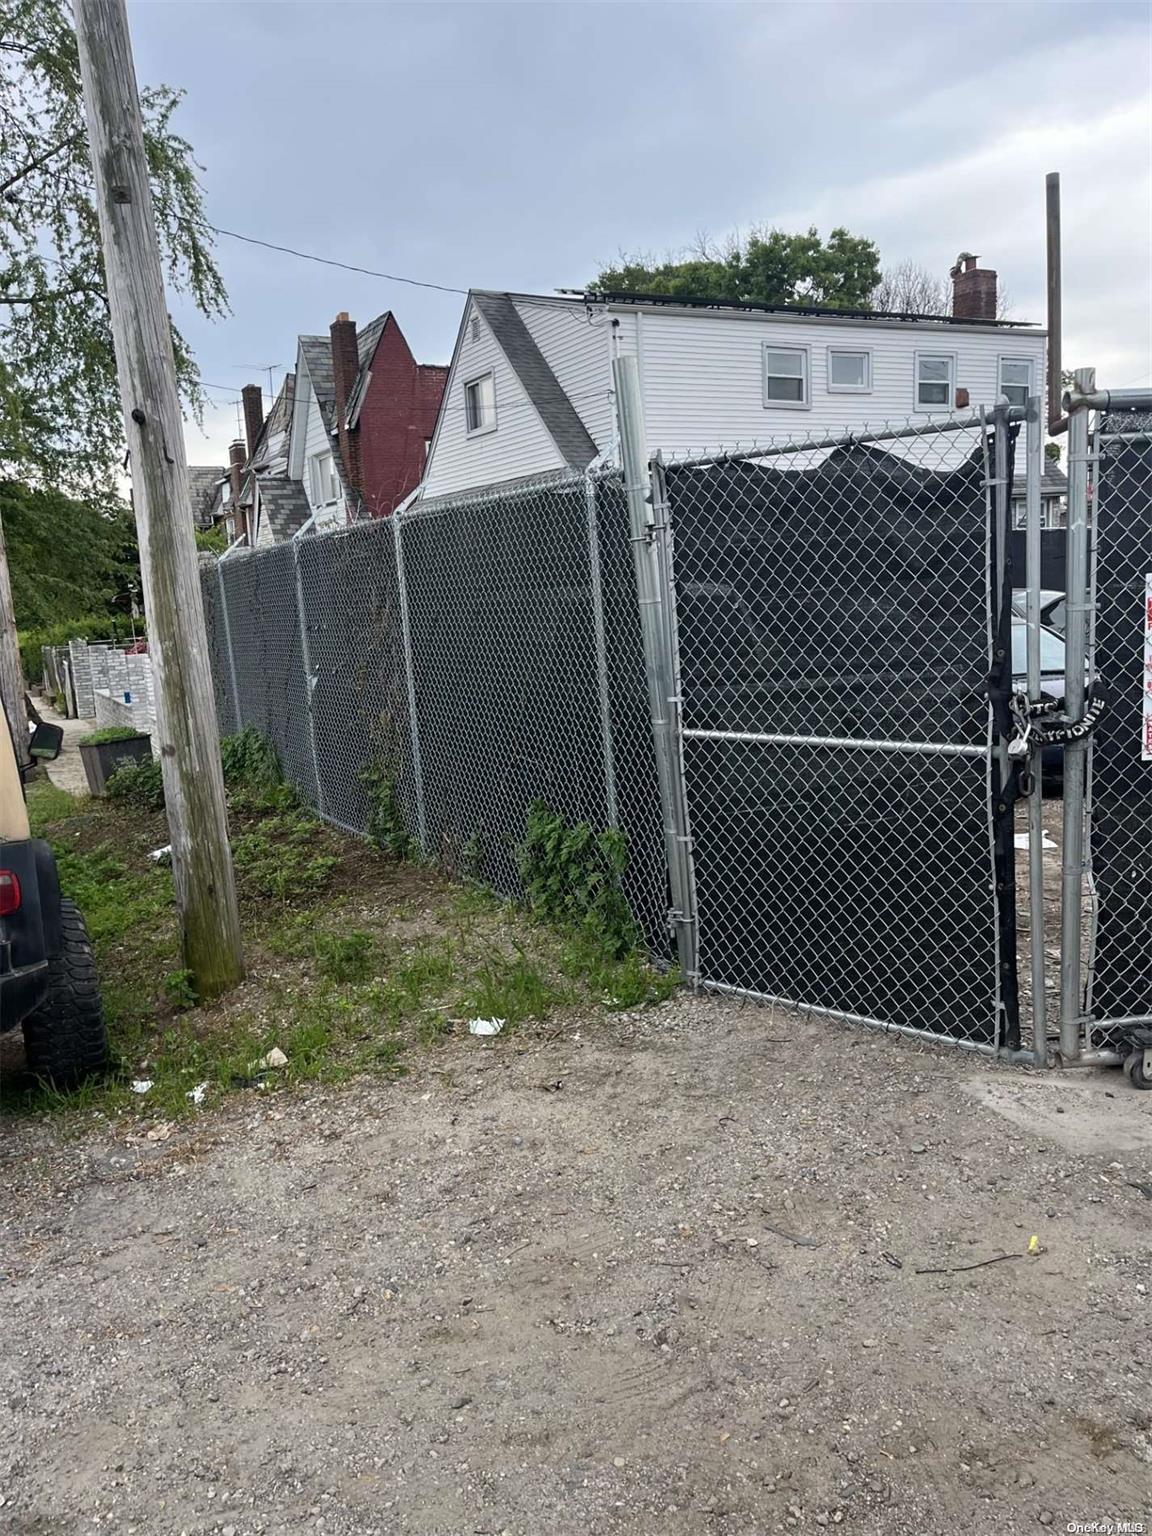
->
[464,372,497,436]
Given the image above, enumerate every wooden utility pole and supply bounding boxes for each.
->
[73,0,244,997]
[0,509,30,769]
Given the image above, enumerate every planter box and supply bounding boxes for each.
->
[79,733,152,797]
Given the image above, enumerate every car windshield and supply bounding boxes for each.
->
[1011,622,1066,674]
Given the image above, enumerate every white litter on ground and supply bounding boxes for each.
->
[1013,831,1057,851]
[186,1082,208,1106]
[468,1018,505,1037]
[130,1080,153,1094]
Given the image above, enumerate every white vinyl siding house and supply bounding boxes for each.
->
[420,290,1047,500]
[419,302,566,500]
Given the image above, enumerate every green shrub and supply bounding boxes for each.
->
[106,755,165,811]
[18,615,144,683]
[518,802,637,957]
[78,725,144,746]
[359,762,413,859]
[220,728,282,794]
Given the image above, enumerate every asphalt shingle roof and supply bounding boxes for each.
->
[472,292,598,470]
[187,465,225,528]
[259,477,312,541]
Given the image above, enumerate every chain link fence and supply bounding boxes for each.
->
[198,472,672,958]
[656,416,1019,1050]
[1083,411,1152,1045]
[196,381,1152,1072]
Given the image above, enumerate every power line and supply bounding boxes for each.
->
[209,225,469,296]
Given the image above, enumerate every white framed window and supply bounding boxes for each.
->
[827,348,872,393]
[310,451,340,506]
[762,344,810,408]
[999,355,1034,410]
[914,351,956,411]
[464,372,497,436]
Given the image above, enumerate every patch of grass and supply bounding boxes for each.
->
[462,943,559,1028]
[26,778,82,833]
[314,929,377,983]
[360,762,414,860]
[231,807,339,901]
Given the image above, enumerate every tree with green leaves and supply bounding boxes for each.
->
[0,0,226,491]
[591,226,881,311]
[0,478,137,629]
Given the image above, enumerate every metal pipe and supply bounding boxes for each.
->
[990,401,1013,1056]
[583,475,618,829]
[215,560,242,731]
[1046,172,1063,432]
[1056,1049,1123,1069]
[391,512,428,856]
[613,353,696,974]
[291,539,324,816]
[683,726,986,757]
[1059,367,1094,1061]
[1025,395,1048,1067]
[699,979,1036,1063]
[669,407,1027,472]
[1063,386,1152,414]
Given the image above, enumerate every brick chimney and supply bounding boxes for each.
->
[951,253,998,321]
[228,438,248,544]
[330,311,361,494]
[241,384,264,461]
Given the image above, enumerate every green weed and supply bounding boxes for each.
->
[106,755,165,810]
[314,929,377,983]
[519,801,637,957]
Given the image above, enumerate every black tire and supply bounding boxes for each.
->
[22,899,109,1088]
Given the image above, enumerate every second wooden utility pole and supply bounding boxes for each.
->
[0,510,30,770]
[73,0,244,998]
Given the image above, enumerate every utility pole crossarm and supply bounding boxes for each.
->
[73,0,243,997]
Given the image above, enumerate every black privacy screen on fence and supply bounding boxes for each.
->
[665,435,1015,1045]
[1089,421,1152,1027]
[197,476,670,957]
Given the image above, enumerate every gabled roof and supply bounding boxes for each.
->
[258,478,311,541]
[187,465,225,528]
[345,312,393,429]
[472,292,598,469]
[298,335,336,433]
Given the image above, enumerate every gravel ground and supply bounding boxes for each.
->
[2,993,1150,1536]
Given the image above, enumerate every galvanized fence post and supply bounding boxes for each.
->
[215,558,242,731]
[612,353,697,976]
[1059,366,1095,1061]
[291,533,324,815]
[584,473,619,830]
[392,509,428,856]
[1024,394,1049,1066]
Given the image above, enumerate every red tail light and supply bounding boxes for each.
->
[0,870,20,917]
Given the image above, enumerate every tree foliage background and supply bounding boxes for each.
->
[0,0,226,493]
[591,226,882,309]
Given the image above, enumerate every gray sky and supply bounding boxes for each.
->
[125,0,1152,468]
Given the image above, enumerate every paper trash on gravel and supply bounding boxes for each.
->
[468,1018,505,1036]
[186,1082,208,1106]
[258,1047,289,1070]
[130,1080,153,1094]
[148,845,172,864]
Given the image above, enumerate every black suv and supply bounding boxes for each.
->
[1,714,108,1085]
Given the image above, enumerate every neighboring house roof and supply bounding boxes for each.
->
[299,334,337,434]
[581,287,1038,329]
[1012,466,1069,498]
[258,478,312,541]
[472,291,599,469]
[248,373,295,476]
[344,312,393,429]
[188,465,225,528]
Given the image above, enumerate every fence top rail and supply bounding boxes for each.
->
[661,406,1028,473]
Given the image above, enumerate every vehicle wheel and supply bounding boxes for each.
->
[1123,1049,1152,1091]
[21,900,109,1088]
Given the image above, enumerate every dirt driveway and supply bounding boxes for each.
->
[2,996,1150,1536]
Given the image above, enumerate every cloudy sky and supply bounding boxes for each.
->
[125,0,1152,468]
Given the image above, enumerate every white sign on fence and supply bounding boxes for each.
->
[1143,573,1152,762]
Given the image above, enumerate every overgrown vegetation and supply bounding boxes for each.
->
[18,611,143,684]
[6,747,678,1124]
[519,801,638,957]
[360,761,414,859]
[106,755,165,810]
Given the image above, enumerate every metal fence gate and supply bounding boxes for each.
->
[195,359,1152,1076]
